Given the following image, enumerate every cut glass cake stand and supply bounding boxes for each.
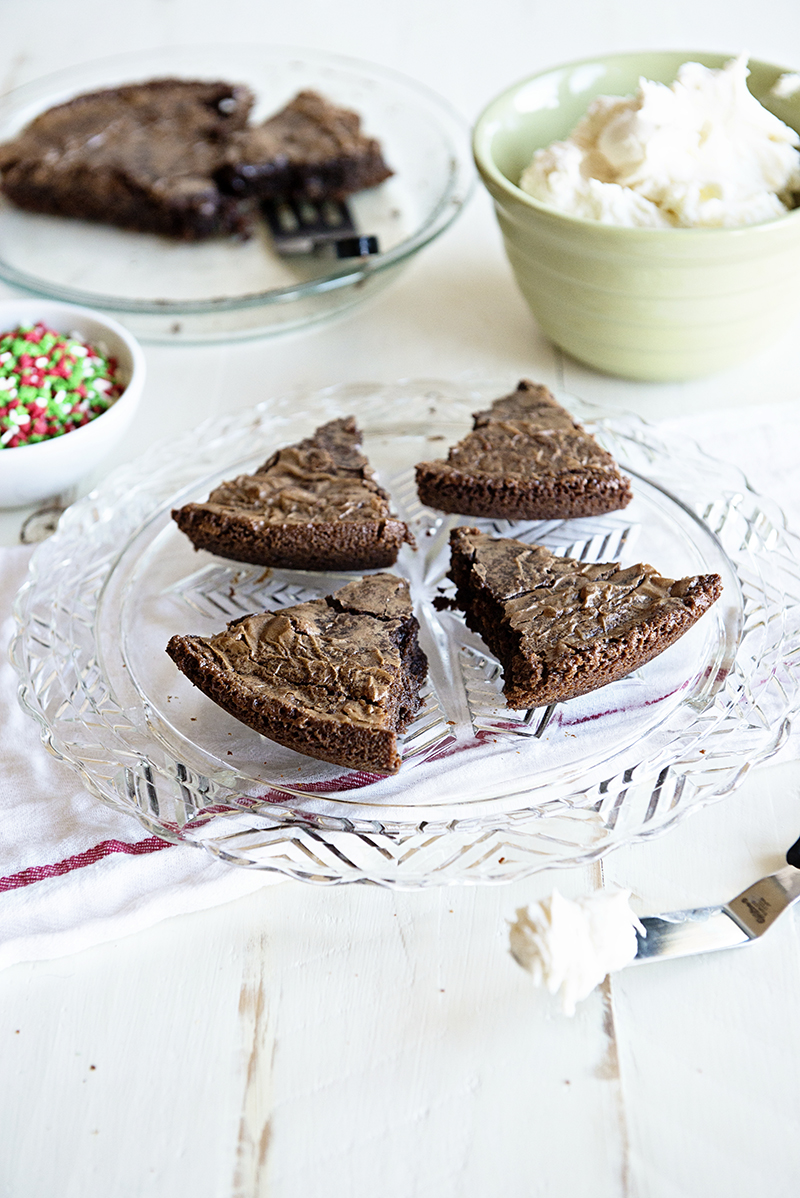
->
[12,380,800,886]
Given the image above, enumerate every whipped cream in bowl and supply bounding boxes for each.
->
[472,51,800,379]
[519,56,800,228]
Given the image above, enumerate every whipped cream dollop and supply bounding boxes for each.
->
[519,56,800,228]
[509,889,645,1016]
[771,72,800,100]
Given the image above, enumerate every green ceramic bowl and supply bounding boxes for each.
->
[473,52,800,381]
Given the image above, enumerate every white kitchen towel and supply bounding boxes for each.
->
[0,545,278,971]
[1,399,799,971]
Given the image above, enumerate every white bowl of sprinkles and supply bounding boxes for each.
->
[0,299,145,507]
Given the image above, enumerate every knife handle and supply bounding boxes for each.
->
[787,835,800,869]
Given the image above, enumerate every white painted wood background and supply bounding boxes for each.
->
[2,2,800,1195]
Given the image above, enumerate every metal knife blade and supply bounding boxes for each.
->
[632,836,800,965]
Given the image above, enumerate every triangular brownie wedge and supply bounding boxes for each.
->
[416,380,633,519]
[449,527,721,708]
[217,90,393,200]
[166,573,427,774]
[173,416,413,571]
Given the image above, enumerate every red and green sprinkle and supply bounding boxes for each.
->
[0,322,124,450]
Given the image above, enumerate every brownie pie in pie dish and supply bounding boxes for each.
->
[415,380,633,519]
[449,527,722,709]
[172,416,413,571]
[166,573,427,775]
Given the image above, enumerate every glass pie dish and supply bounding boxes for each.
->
[0,46,473,342]
[11,380,800,886]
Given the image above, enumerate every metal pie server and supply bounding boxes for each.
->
[633,835,800,963]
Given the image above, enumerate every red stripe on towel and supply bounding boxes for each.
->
[0,836,173,892]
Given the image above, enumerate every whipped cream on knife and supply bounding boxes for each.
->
[509,889,644,1015]
[519,55,800,228]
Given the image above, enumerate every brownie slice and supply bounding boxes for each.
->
[166,573,427,774]
[173,416,414,571]
[449,527,722,708]
[217,89,392,199]
[0,78,255,239]
[416,380,633,519]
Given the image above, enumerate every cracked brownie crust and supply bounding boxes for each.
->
[0,78,256,239]
[166,573,427,774]
[217,89,393,199]
[449,527,722,708]
[416,380,633,519]
[173,416,414,571]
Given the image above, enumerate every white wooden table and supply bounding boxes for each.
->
[2,4,800,1195]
